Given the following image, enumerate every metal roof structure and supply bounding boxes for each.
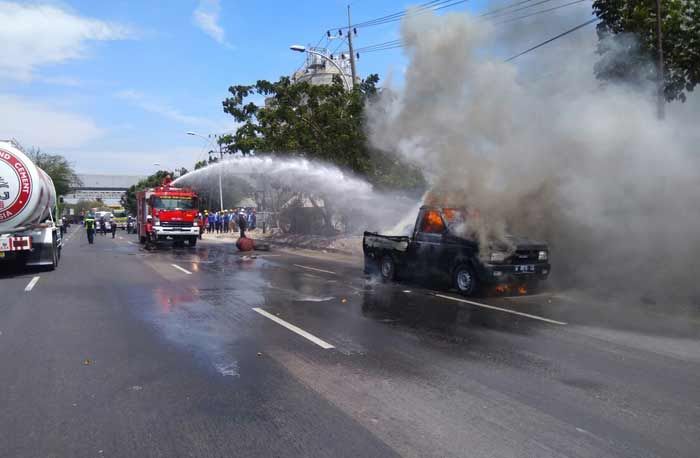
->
[72,174,144,191]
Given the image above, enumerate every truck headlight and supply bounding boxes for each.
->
[538,250,548,261]
[490,252,507,262]
[193,220,199,226]
[154,218,160,226]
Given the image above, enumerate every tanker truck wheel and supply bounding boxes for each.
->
[48,233,59,270]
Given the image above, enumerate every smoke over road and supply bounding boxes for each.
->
[366,10,700,301]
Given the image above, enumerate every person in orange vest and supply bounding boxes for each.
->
[197,212,204,239]
[145,215,157,250]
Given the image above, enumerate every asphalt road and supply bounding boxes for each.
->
[1,228,699,458]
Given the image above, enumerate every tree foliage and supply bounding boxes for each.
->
[27,148,81,196]
[593,0,700,102]
[121,170,171,215]
[221,74,424,192]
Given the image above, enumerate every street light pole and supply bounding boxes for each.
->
[186,131,224,212]
[289,45,352,91]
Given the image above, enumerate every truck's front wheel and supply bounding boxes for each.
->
[380,256,396,282]
[453,264,478,296]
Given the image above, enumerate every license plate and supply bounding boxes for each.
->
[514,264,535,273]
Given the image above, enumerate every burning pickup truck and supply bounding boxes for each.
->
[363,206,550,296]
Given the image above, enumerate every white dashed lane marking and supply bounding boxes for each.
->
[293,264,337,275]
[171,264,193,275]
[253,307,335,349]
[434,293,567,325]
[24,276,40,292]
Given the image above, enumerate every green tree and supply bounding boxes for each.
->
[593,0,700,102]
[27,148,81,196]
[121,170,171,215]
[221,74,424,192]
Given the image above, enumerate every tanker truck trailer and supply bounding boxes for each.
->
[0,140,62,270]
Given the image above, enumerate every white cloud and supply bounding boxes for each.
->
[36,75,83,87]
[115,89,215,127]
[193,0,230,47]
[0,93,102,148]
[0,2,133,80]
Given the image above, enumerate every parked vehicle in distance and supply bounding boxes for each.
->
[111,207,128,230]
[363,206,550,296]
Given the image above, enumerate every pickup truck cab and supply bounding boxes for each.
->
[363,206,550,296]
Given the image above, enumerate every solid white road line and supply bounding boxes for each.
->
[252,307,335,349]
[171,264,193,275]
[25,276,40,292]
[434,293,567,326]
[128,241,138,245]
[293,264,337,275]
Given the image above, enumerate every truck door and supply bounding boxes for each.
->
[412,209,447,279]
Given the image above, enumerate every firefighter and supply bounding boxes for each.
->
[144,215,156,250]
[85,213,96,244]
[198,212,204,240]
[237,209,248,238]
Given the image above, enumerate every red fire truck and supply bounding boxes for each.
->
[136,179,200,247]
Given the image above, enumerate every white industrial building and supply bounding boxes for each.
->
[64,174,144,205]
[291,47,358,87]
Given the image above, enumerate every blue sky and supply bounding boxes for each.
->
[0,0,594,175]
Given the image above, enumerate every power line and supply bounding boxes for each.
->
[356,0,591,54]
[504,17,597,61]
[334,0,468,30]
[350,1,446,28]
[356,39,401,52]
[483,0,559,19]
[360,0,468,28]
[495,0,590,25]
[479,0,535,17]
[358,17,598,59]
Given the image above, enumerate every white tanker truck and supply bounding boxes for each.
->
[0,140,62,270]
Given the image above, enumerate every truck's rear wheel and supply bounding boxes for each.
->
[48,234,58,270]
[453,264,477,296]
[380,256,396,282]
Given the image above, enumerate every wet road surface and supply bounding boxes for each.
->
[1,229,699,457]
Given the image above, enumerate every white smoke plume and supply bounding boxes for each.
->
[366,10,700,301]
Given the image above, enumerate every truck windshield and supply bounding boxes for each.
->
[152,197,195,210]
[442,208,468,227]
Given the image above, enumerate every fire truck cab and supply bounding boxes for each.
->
[136,181,200,247]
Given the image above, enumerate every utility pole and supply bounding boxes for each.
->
[211,134,224,211]
[347,4,357,89]
[655,0,665,120]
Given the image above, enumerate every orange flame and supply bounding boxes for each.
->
[421,210,445,233]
